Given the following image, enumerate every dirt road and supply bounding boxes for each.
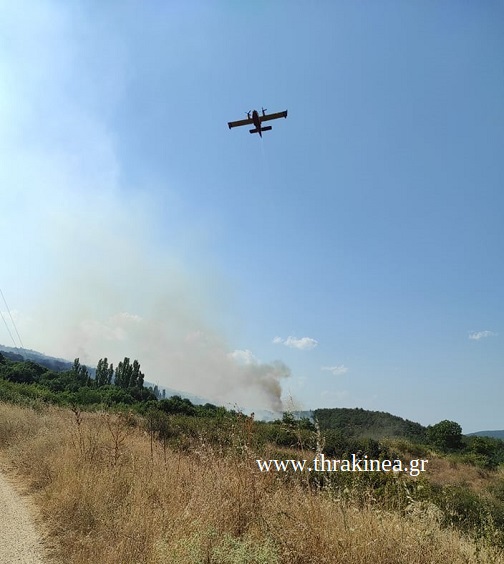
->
[0,468,47,563]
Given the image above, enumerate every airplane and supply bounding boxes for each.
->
[227,107,288,137]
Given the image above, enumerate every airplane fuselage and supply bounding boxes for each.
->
[251,110,262,137]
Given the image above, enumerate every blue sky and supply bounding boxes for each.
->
[1,1,503,432]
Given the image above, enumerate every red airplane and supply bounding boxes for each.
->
[228,107,288,137]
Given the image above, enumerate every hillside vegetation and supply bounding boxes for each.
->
[1,402,503,564]
[315,407,427,441]
[1,352,504,562]
[470,430,504,440]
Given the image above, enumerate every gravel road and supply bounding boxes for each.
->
[0,468,47,563]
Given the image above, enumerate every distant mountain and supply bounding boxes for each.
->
[0,344,74,372]
[314,407,427,441]
[467,430,504,440]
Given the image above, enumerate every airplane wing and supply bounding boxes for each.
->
[260,110,288,123]
[228,117,254,129]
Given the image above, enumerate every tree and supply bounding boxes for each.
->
[107,363,114,385]
[427,420,463,450]
[114,357,133,389]
[131,359,144,388]
[158,395,196,416]
[95,358,109,387]
[95,358,115,387]
[71,358,90,387]
[114,357,144,389]
[4,361,44,384]
[71,358,81,378]
[80,365,91,387]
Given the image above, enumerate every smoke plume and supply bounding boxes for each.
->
[0,1,290,412]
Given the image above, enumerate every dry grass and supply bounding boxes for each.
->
[425,456,496,491]
[387,438,503,495]
[1,402,502,564]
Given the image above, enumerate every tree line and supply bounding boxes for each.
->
[0,352,154,405]
[1,351,503,469]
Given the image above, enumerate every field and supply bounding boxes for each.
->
[1,402,503,563]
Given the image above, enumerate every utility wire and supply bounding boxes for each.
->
[0,289,24,348]
[0,308,17,348]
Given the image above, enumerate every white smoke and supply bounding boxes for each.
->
[0,1,291,411]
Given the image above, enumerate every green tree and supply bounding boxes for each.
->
[95,358,115,387]
[4,361,44,384]
[80,365,91,387]
[71,358,81,378]
[114,357,133,389]
[95,358,111,387]
[158,395,196,416]
[71,358,90,387]
[107,363,114,385]
[114,357,144,389]
[130,359,144,388]
[466,435,504,469]
[427,420,463,450]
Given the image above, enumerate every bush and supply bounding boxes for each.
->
[427,420,463,451]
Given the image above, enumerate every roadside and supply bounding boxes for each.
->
[0,464,50,564]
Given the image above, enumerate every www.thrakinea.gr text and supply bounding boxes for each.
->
[256,454,428,477]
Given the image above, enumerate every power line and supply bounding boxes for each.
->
[0,289,24,348]
[0,308,17,348]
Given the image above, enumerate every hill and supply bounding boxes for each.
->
[0,344,73,372]
[468,430,504,440]
[314,407,427,441]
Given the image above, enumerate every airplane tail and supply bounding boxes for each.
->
[249,126,272,134]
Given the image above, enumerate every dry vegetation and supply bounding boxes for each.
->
[0,402,503,564]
